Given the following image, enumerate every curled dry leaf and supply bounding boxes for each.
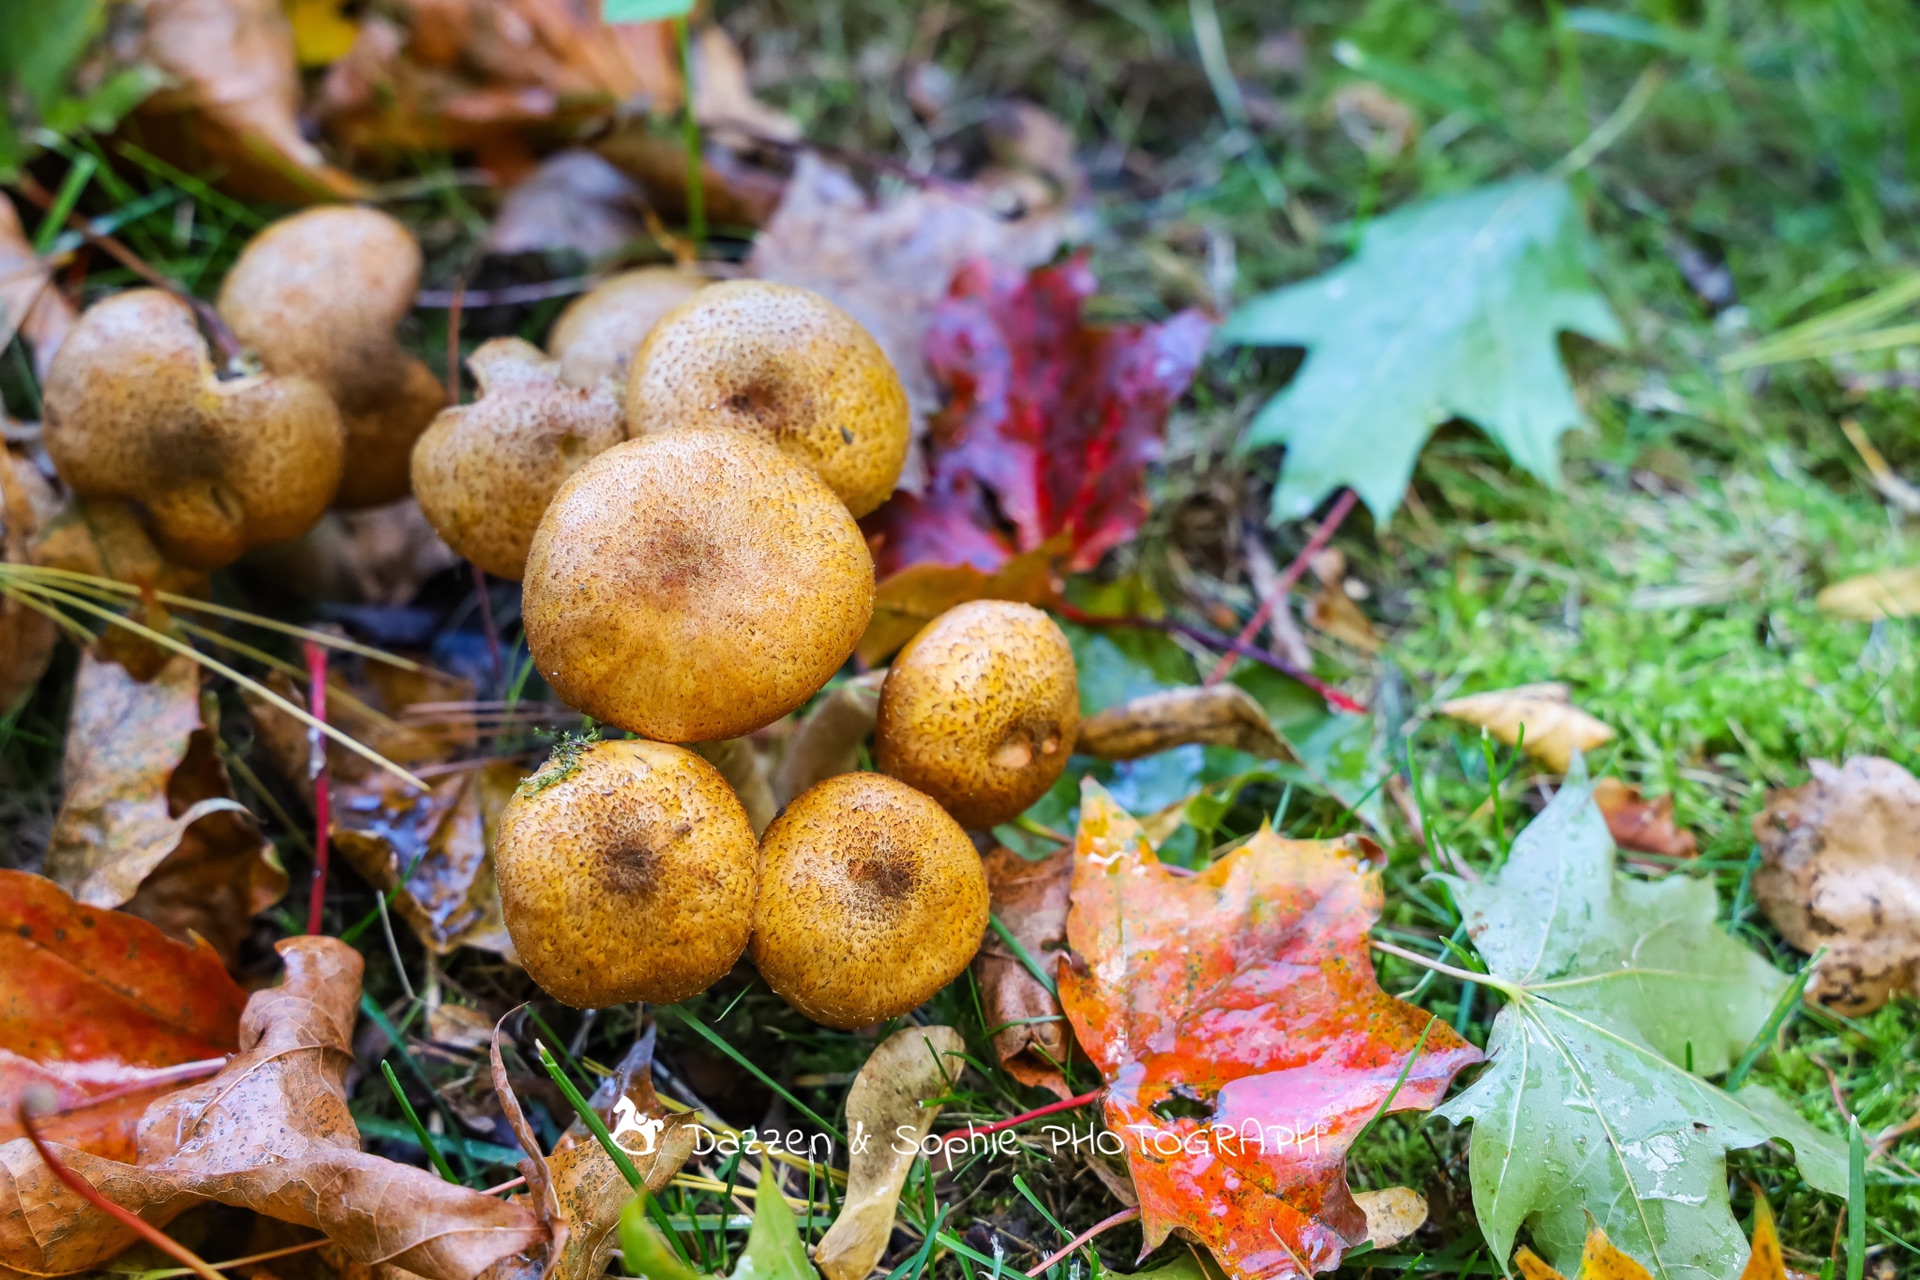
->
[1753,756,1920,1015]
[1353,1187,1427,1251]
[1057,782,1481,1280]
[1815,565,1920,620]
[0,449,61,713]
[814,1025,968,1280]
[975,847,1074,1099]
[772,671,886,806]
[0,870,244,1162]
[45,646,286,968]
[1438,682,1614,773]
[1078,684,1296,763]
[1591,777,1697,862]
[0,195,77,382]
[0,937,547,1280]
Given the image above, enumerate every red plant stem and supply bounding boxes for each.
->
[961,1087,1103,1142]
[1025,1206,1141,1277]
[304,640,331,937]
[1054,605,1365,715]
[471,562,504,686]
[18,1103,227,1280]
[1205,488,1360,687]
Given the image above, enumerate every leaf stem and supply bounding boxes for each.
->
[957,1088,1104,1142]
[1204,488,1359,687]
[1024,1206,1140,1277]
[1370,938,1518,998]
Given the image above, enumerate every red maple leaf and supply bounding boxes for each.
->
[1057,782,1482,1280]
[865,254,1212,577]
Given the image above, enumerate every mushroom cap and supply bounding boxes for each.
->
[626,280,909,517]
[522,426,875,742]
[411,338,625,580]
[495,738,758,1008]
[875,600,1080,829]
[751,771,988,1028]
[548,268,706,388]
[42,290,345,570]
[216,206,443,508]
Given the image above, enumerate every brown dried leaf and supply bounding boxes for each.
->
[1438,682,1614,773]
[244,499,460,608]
[857,538,1060,667]
[246,663,474,799]
[1592,777,1697,861]
[1304,583,1380,652]
[0,450,61,713]
[0,937,547,1280]
[0,196,77,382]
[749,154,1065,485]
[45,647,286,968]
[1078,684,1296,763]
[30,495,211,599]
[691,27,800,148]
[1753,756,1920,1015]
[771,672,885,806]
[485,151,646,260]
[814,1025,967,1280]
[974,847,1073,1099]
[694,737,777,835]
[1816,566,1920,620]
[1354,1186,1427,1250]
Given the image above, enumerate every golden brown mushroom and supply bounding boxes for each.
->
[547,267,706,388]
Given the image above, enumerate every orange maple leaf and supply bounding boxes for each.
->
[1057,781,1482,1280]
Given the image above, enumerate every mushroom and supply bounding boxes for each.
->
[216,206,444,508]
[547,267,706,388]
[494,738,758,1008]
[410,338,624,580]
[626,280,910,517]
[522,426,874,743]
[751,771,988,1028]
[875,599,1080,829]
[41,290,345,570]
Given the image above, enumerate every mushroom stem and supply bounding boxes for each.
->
[696,737,778,834]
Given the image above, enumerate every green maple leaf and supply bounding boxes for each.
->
[1432,779,1846,1280]
[1221,177,1623,522]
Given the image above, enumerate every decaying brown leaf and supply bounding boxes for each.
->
[814,1025,967,1280]
[1592,777,1697,861]
[1754,756,1920,1015]
[771,671,886,806]
[1304,582,1380,652]
[30,495,211,599]
[1816,566,1920,620]
[1078,684,1296,763]
[694,737,777,835]
[0,450,61,714]
[1438,682,1614,773]
[857,539,1059,667]
[485,151,647,260]
[45,646,285,968]
[0,196,77,382]
[690,27,801,149]
[0,937,547,1280]
[975,847,1073,1099]
[1354,1186,1427,1250]
[247,662,475,798]
[245,499,460,607]
[750,154,1065,486]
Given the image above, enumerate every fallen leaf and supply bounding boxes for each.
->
[1078,685,1296,763]
[1512,1200,1785,1280]
[1815,566,1920,620]
[748,152,1066,483]
[486,150,647,260]
[975,847,1073,1099]
[1591,777,1697,861]
[864,253,1212,575]
[691,26,800,148]
[246,661,475,798]
[771,671,885,806]
[0,194,76,382]
[1222,178,1622,522]
[1435,778,1847,1280]
[595,124,789,231]
[857,537,1062,666]
[1353,1187,1426,1250]
[1303,585,1379,653]
[0,936,548,1279]
[0,869,244,1162]
[0,449,61,713]
[30,495,211,599]
[1057,781,1482,1280]
[287,0,359,67]
[45,646,286,968]
[1753,756,1920,1015]
[1438,682,1614,772]
[135,0,364,202]
[814,1025,967,1280]
[695,737,777,835]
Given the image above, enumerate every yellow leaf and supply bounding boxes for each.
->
[1576,1225,1658,1280]
[1816,566,1920,620]
[856,538,1063,666]
[1738,1196,1786,1280]
[1439,682,1614,772]
[285,0,358,66]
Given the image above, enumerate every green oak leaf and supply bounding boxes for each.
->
[1221,177,1622,523]
[1432,779,1845,1280]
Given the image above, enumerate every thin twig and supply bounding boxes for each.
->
[1024,1206,1140,1277]
[417,276,601,309]
[1205,489,1358,687]
[305,640,332,936]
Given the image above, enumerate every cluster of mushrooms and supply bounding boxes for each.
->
[41,204,1083,1030]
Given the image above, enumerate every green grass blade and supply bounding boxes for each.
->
[381,1060,457,1182]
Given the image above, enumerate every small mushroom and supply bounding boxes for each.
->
[42,290,345,570]
[876,600,1080,829]
[626,280,910,517]
[410,338,624,580]
[547,267,707,388]
[751,771,988,1028]
[494,738,758,1008]
[522,426,874,743]
[216,206,444,508]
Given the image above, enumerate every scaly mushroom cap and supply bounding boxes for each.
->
[523,426,875,742]
[411,338,625,580]
[876,600,1080,829]
[548,268,707,388]
[495,739,758,1008]
[626,280,910,517]
[216,206,444,508]
[42,290,345,570]
[751,772,988,1028]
